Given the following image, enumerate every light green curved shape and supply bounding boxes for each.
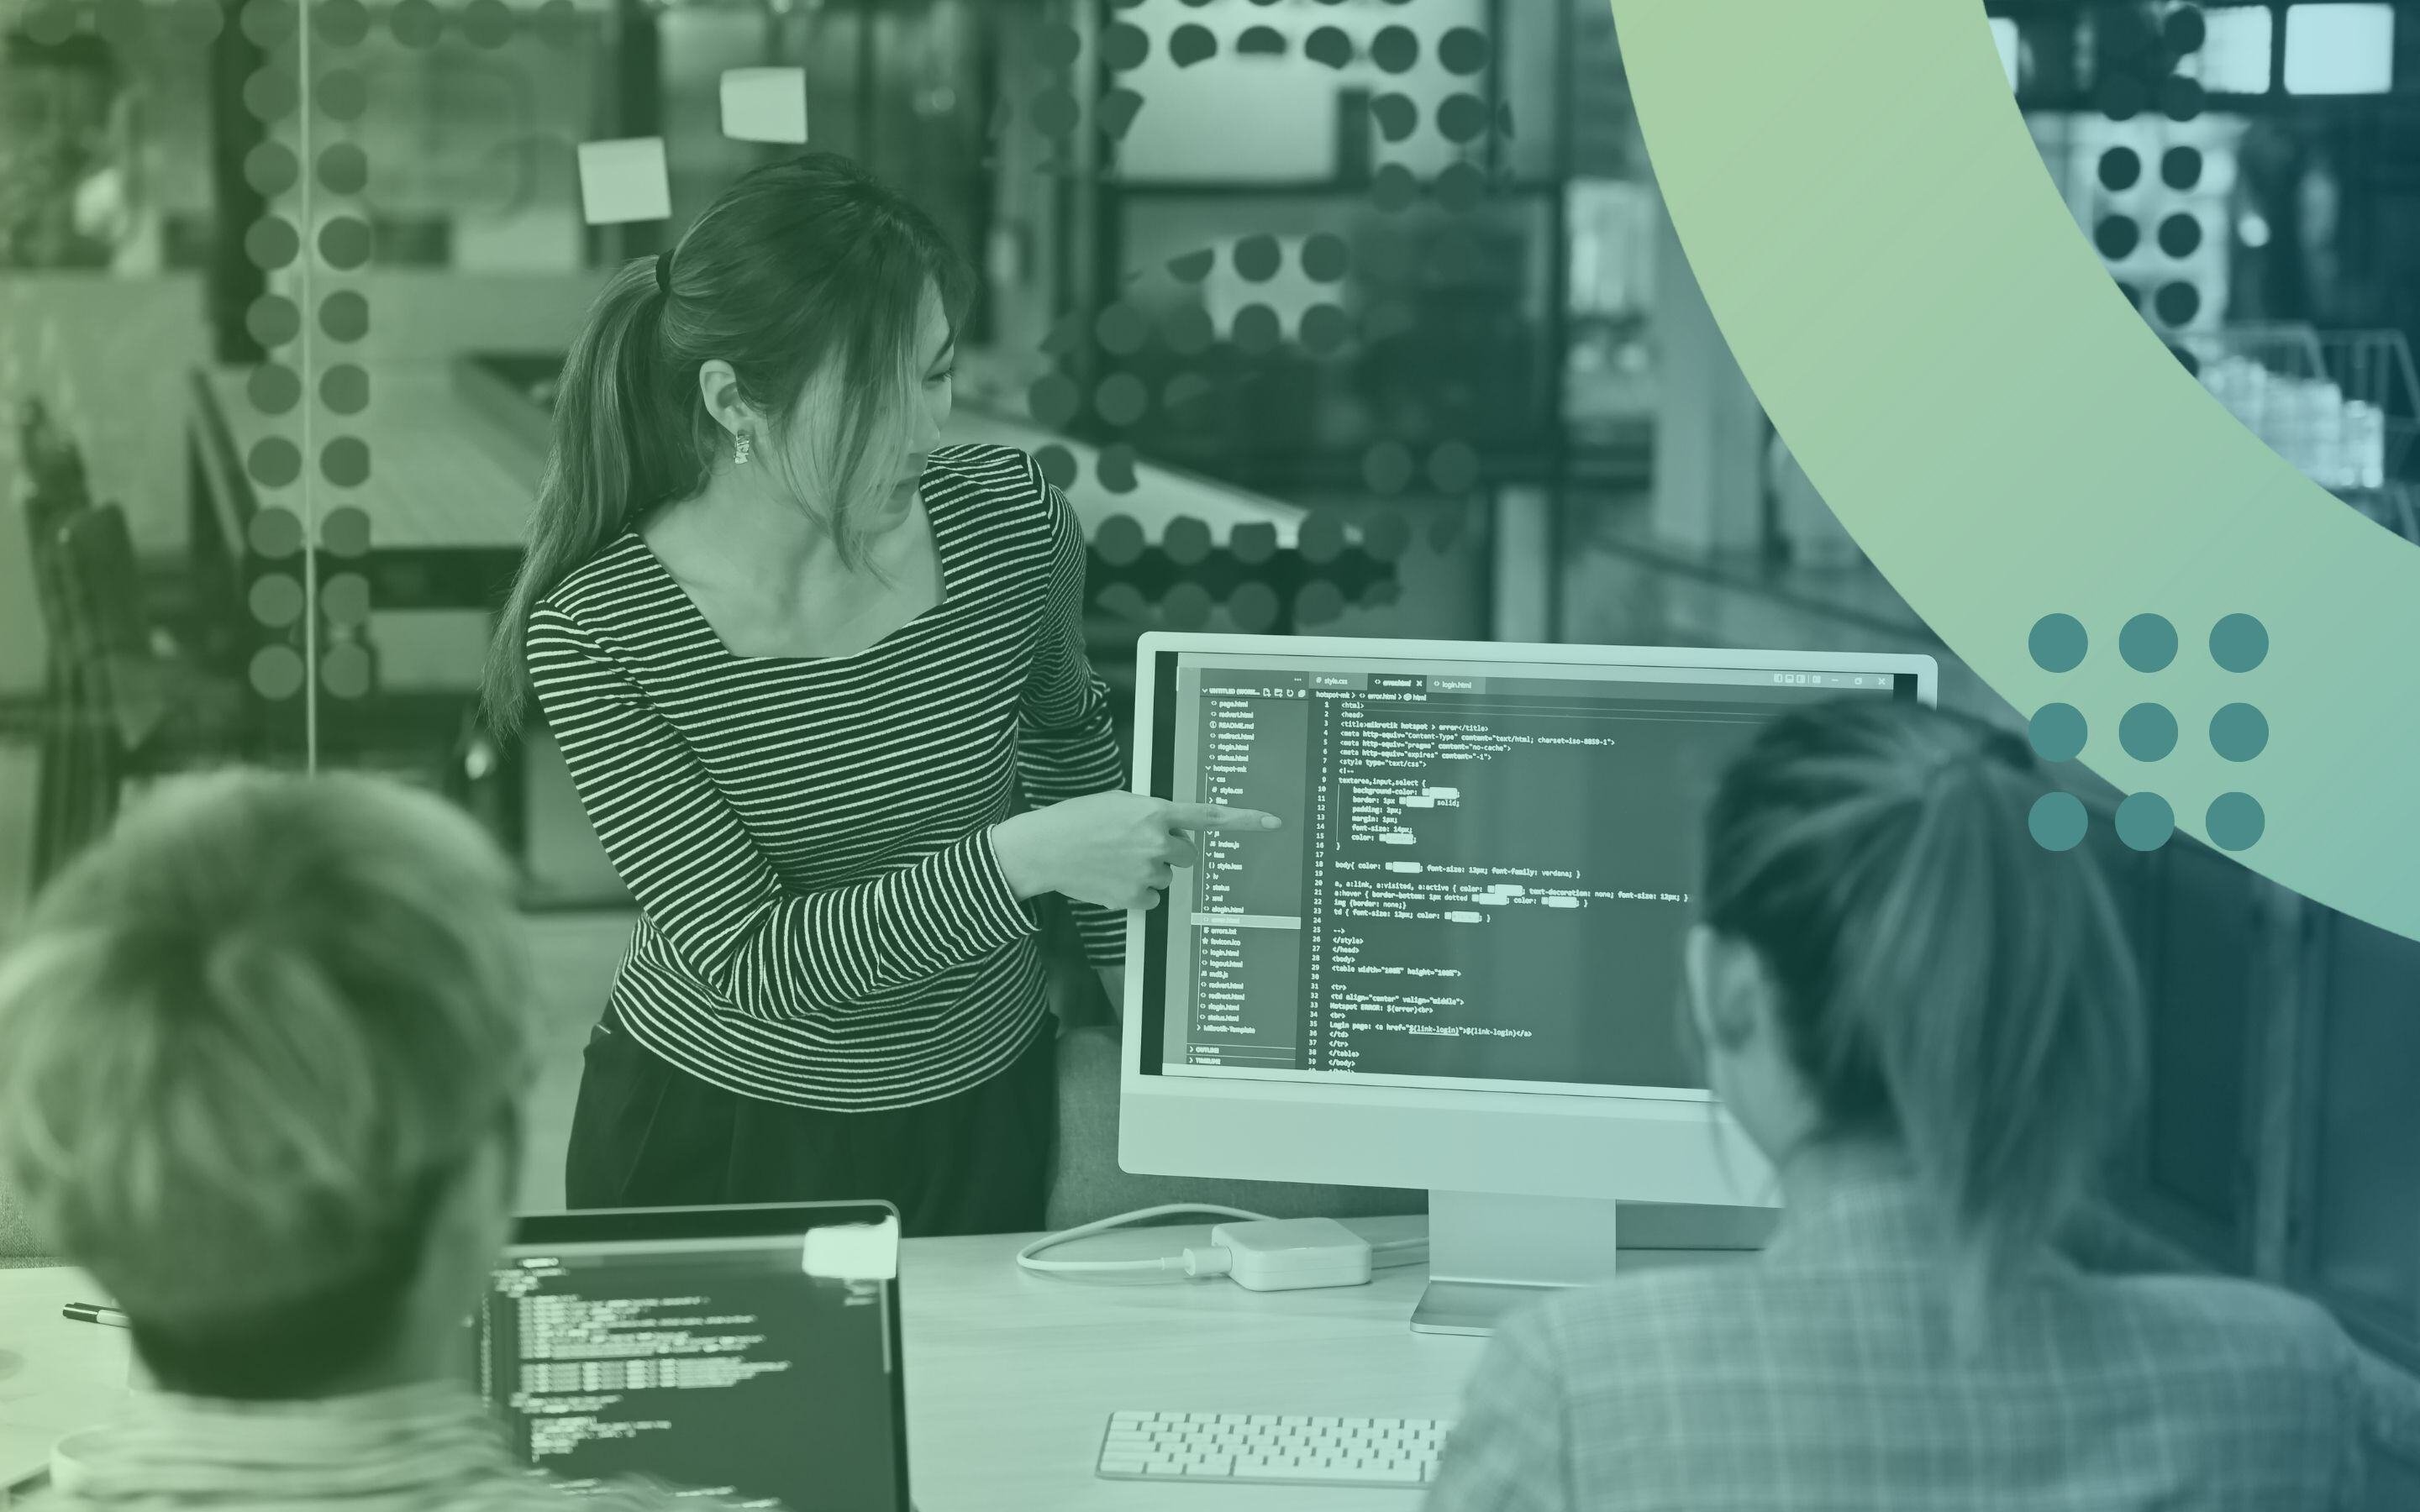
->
[1612,0,2420,942]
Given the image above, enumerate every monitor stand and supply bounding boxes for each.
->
[1409,1190,1776,1336]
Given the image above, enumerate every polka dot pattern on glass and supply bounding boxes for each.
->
[1428,441,1480,494]
[1228,580,1280,633]
[1094,303,1149,356]
[250,645,308,701]
[1095,374,1148,427]
[461,0,513,47]
[1294,580,1346,627]
[246,218,302,270]
[1160,582,1213,630]
[249,507,305,559]
[1161,517,1212,567]
[249,575,306,627]
[1304,26,1353,69]
[248,364,303,415]
[245,143,300,197]
[318,217,375,270]
[249,438,302,490]
[320,291,370,342]
[1027,375,1081,429]
[1033,444,1078,491]
[321,573,372,625]
[317,144,370,196]
[1092,515,1145,568]
[320,365,370,416]
[1231,305,1282,354]
[1169,24,1216,67]
[1230,522,1277,566]
[1299,511,1348,565]
[321,643,374,699]
[316,69,368,121]
[320,506,372,558]
[321,437,371,488]
[1362,442,1415,495]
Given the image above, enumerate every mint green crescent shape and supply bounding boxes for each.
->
[1611,0,2420,942]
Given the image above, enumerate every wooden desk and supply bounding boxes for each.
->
[0,1218,1476,1510]
[189,364,536,612]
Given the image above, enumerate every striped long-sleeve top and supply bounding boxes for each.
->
[527,444,1128,1112]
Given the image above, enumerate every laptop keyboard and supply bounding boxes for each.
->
[1095,1410,1451,1488]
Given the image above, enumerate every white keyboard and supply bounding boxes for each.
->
[1096,1410,1450,1488]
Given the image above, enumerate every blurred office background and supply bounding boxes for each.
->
[0,0,2412,1489]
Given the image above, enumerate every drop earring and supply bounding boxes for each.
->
[733,430,753,466]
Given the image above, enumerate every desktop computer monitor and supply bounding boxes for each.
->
[1118,633,1939,1332]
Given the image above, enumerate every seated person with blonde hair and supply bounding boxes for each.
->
[1428,699,2409,1512]
[0,771,744,1511]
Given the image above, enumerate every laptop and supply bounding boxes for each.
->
[472,1201,910,1512]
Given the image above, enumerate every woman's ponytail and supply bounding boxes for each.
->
[1702,701,2146,1346]
[480,258,671,737]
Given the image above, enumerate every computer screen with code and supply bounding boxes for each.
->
[475,1233,901,1511]
[1143,651,1914,1098]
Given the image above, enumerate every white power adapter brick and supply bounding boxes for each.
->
[1205,1217,1372,1291]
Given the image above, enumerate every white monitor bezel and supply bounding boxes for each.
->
[1116,633,1939,1205]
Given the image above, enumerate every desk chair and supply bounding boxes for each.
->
[1044,1025,1424,1231]
[35,504,494,879]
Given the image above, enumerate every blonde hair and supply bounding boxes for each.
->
[1702,700,2145,1336]
[0,769,532,1395]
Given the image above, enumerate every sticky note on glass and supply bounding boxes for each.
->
[576,137,671,225]
[722,67,809,144]
[802,1216,899,1281]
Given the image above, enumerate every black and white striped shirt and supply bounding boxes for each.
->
[528,444,1127,1111]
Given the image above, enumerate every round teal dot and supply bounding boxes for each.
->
[2207,792,2265,851]
[2028,790,2088,852]
[2209,703,2267,762]
[2028,614,2087,673]
[2028,703,2088,762]
[2119,613,2177,671]
[2210,613,2268,672]
[2115,792,2175,851]
[2119,703,2177,760]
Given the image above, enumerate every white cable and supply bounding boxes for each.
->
[1015,1204,1275,1278]
[1370,1236,1429,1269]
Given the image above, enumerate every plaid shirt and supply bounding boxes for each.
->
[1428,1160,2379,1512]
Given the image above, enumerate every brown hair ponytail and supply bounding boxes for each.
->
[1702,701,2146,1337]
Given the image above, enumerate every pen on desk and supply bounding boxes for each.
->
[61,1303,130,1330]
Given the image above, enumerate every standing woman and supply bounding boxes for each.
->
[481,153,1276,1236]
